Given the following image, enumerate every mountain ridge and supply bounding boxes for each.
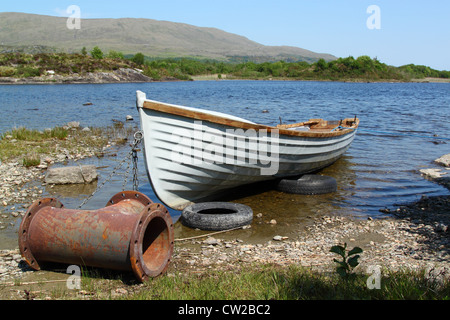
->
[0,12,336,62]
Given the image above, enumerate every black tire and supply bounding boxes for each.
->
[276,174,337,195]
[181,202,253,231]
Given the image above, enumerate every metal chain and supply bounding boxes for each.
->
[132,148,139,191]
[78,130,143,209]
[132,131,143,191]
[122,155,132,191]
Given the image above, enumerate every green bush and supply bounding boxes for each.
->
[90,46,104,60]
[107,50,124,60]
[132,52,145,65]
[0,66,16,77]
[15,66,42,77]
[143,66,161,80]
[315,58,328,71]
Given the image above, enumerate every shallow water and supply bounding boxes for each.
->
[1,80,449,247]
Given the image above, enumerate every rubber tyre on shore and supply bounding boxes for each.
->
[276,174,337,195]
[181,202,253,231]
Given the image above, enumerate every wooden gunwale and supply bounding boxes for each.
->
[142,101,359,138]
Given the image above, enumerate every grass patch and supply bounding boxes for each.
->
[116,265,449,300]
[22,152,41,167]
[7,263,449,300]
[2,126,69,142]
[0,124,136,165]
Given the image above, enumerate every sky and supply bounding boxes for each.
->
[1,0,449,70]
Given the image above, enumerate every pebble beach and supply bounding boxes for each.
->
[172,195,449,275]
[1,146,449,288]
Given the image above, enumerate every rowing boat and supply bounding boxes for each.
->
[136,90,359,210]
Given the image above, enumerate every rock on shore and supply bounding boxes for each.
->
[44,165,98,185]
[420,153,450,190]
[435,154,450,168]
[0,249,30,282]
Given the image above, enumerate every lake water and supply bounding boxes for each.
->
[0,80,449,246]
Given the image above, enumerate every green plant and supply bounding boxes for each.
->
[132,52,145,65]
[143,66,161,80]
[315,58,328,72]
[330,243,363,279]
[23,152,41,167]
[107,50,125,60]
[15,66,42,77]
[0,66,16,77]
[48,127,69,140]
[90,46,104,60]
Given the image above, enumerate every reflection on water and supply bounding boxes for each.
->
[46,181,98,198]
[1,81,449,247]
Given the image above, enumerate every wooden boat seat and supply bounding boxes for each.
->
[277,118,358,133]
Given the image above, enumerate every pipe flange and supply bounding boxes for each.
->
[106,191,153,208]
[18,198,64,270]
[129,203,174,282]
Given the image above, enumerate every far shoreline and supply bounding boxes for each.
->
[1,75,449,85]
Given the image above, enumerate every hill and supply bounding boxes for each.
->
[0,12,336,63]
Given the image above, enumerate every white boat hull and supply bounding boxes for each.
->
[137,91,358,210]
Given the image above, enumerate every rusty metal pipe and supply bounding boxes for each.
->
[18,191,174,282]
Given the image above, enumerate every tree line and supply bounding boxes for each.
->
[1,46,449,81]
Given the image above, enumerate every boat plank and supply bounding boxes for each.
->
[142,101,359,138]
